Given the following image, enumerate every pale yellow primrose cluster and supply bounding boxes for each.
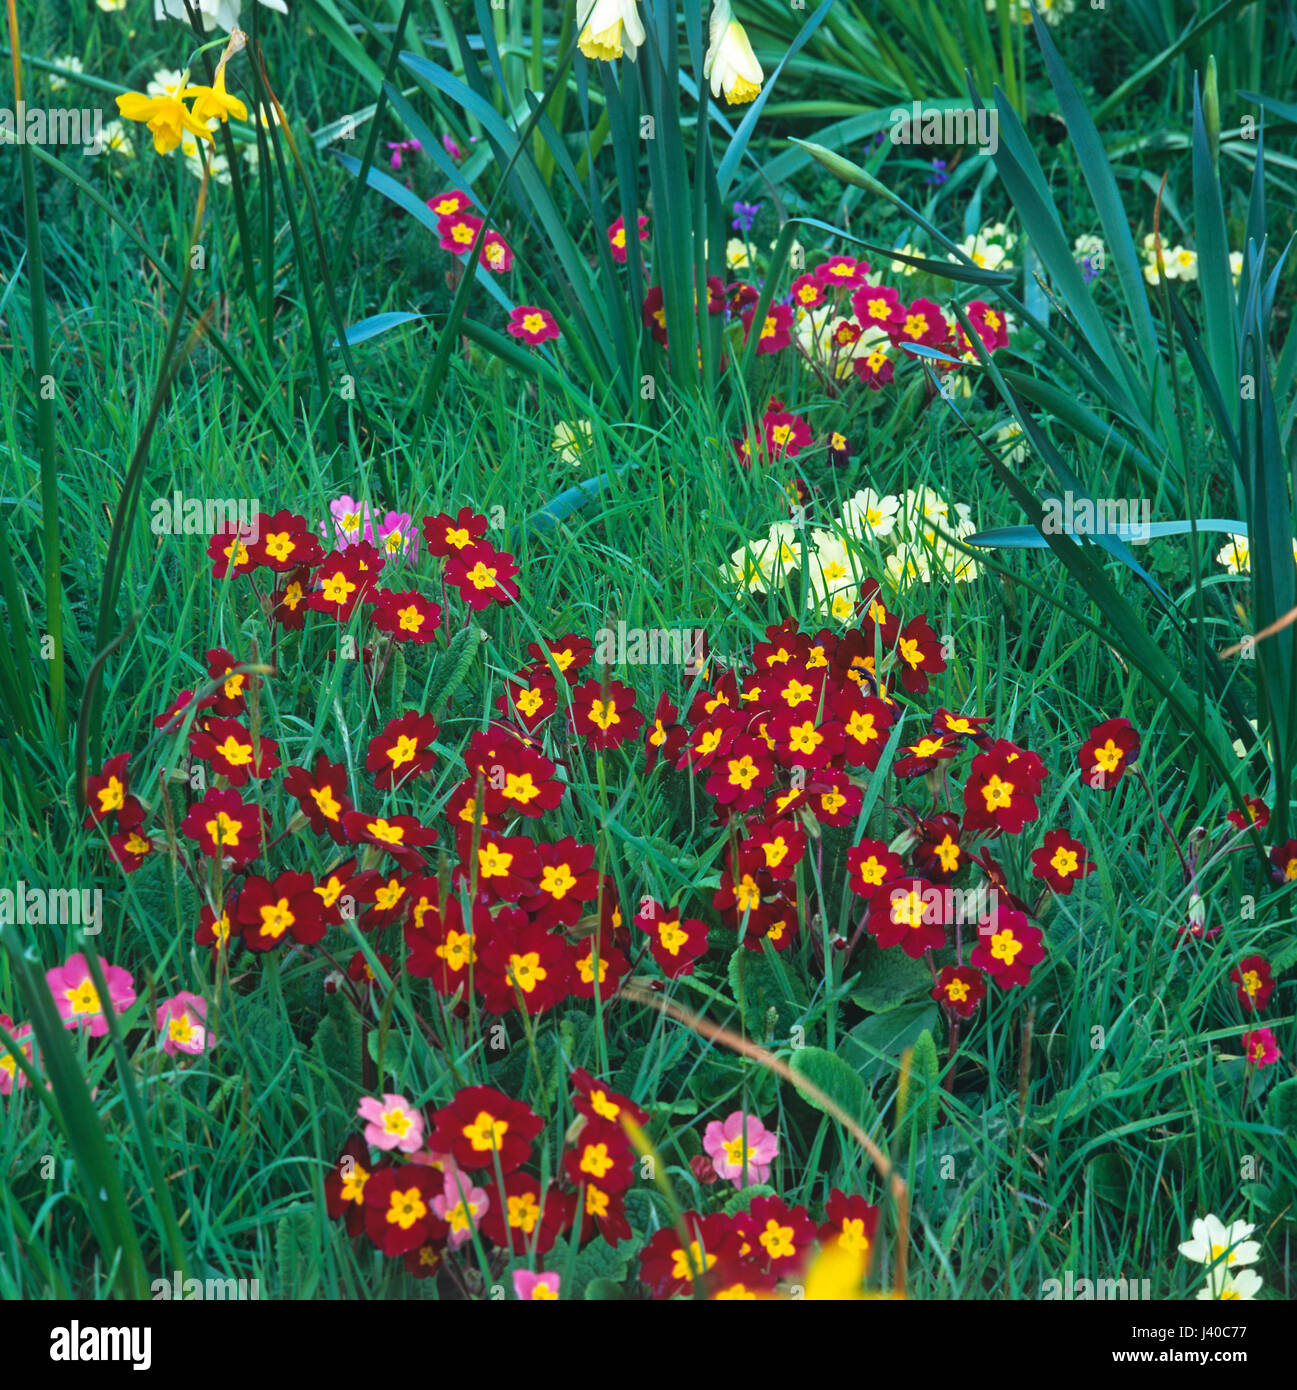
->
[722,486,981,614]
[985,0,1075,24]
[950,223,1017,272]
[1142,234,1244,287]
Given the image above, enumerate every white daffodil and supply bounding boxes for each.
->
[577,0,646,62]
[704,0,763,106]
[841,489,899,540]
[155,0,287,30]
[1177,1215,1262,1271]
[1230,250,1243,286]
[1197,1268,1263,1301]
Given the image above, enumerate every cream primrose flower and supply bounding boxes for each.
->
[1230,250,1243,286]
[1177,1215,1262,1272]
[810,572,859,624]
[890,242,922,277]
[1231,718,1260,760]
[841,488,900,540]
[931,519,981,583]
[48,57,84,92]
[92,119,135,158]
[1169,245,1199,281]
[1197,1268,1263,1301]
[724,523,801,593]
[759,521,802,582]
[577,0,646,62]
[954,232,1012,272]
[1215,534,1250,574]
[723,545,767,594]
[809,528,855,577]
[993,420,1029,465]
[900,487,964,542]
[704,0,764,106]
[184,141,231,183]
[793,304,834,358]
[885,542,932,591]
[148,69,188,99]
[806,533,859,621]
[552,419,593,465]
[725,236,751,269]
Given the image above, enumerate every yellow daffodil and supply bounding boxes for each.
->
[184,67,248,125]
[115,88,214,156]
[704,0,763,105]
[577,0,646,62]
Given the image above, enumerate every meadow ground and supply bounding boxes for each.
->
[0,0,1294,1322]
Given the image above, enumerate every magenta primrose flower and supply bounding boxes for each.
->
[376,510,419,562]
[321,495,377,549]
[1242,1028,1281,1068]
[432,1164,490,1249]
[357,1092,424,1152]
[0,1015,35,1094]
[702,1109,779,1188]
[156,992,210,1057]
[46,954,136,1038]
[513,1270,561,1300]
